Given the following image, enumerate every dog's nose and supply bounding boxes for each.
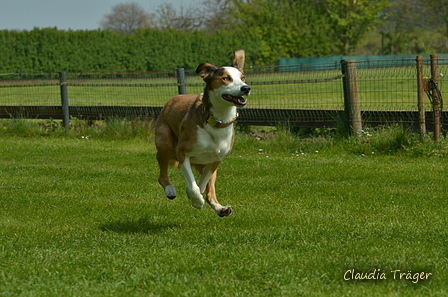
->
[241,85,251,95]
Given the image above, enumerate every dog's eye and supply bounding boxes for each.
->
[223,77,231,82]
[241,76,245,82]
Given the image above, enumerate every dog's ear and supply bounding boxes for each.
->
[196,63,218,80]
[231,49,245,72]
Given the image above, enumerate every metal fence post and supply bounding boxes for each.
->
[176,68,187,95]
[59,71,70,129]
[430,54,441,141]
[341,59,362,136]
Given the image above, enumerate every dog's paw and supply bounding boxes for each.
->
[217,205,232,217]
[186,186,204,209]
[164,185,177,200]
[191,197,205,210]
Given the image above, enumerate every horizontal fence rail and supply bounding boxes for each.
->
[1,56,447,135]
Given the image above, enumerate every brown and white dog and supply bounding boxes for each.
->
[155,50,250,217]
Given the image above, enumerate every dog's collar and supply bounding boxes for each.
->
[200,93,239,128]
[207,113,239,128]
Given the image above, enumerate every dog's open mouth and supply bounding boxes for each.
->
[222,94,247,107]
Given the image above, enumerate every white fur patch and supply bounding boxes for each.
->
[181,156,205,209]
[223,67,246,84]
[187,183,205,209]
[189,125,233,164]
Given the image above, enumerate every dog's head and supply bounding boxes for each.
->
[196,49,250,108]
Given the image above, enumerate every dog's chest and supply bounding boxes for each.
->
[188,125,233,164]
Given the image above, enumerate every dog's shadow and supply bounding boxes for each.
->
[100,216,178,235]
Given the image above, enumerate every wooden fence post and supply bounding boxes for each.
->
[416,55,426,137]
[430,54,441,141]
[341,59,362,136]
[59,71,69,129]
[176,68,187,95]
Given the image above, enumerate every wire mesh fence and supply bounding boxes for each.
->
[0,57,446,131]
[0,67,348,109]
[356,61,418,111]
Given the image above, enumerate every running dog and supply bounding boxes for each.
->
[155,50,250,217]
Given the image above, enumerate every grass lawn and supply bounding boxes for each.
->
[0,132,447,296]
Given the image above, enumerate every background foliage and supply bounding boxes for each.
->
[0,28,260,72]
[0,0,447,72]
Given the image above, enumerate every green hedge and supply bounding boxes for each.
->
[0,28,261,73]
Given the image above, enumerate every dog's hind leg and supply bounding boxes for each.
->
[157,152,177,199]
[205,169,232,217]
[155,124,177,199]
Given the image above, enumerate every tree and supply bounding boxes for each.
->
[227,0,336,64]
[425,0,448,37]
[377,0,425,54]
[100,2,153,34]
[153,0,232,32]
[376,0,448,54]
[153,4,202,31]
[201,0,233,33]
[318,0,390,55]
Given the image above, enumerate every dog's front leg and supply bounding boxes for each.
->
[181,156,205,209]
[198,162,220,194]
[205,170,232,217]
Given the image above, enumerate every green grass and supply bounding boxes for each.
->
[1,121,448,296]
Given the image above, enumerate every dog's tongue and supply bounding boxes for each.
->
[223,94,247,106]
